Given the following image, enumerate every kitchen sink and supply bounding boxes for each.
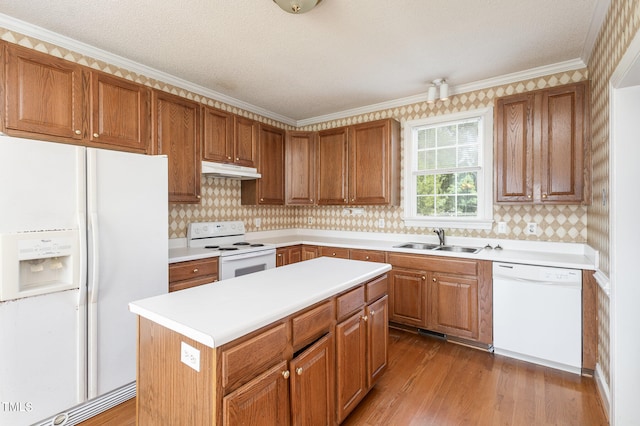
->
[433,245,483,254]
[393,242,441,250]
[393,242,483,254]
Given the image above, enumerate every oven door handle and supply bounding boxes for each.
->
[220,249,276,262]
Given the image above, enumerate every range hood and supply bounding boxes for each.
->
[201,161,261,180]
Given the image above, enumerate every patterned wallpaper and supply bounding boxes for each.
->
[586,0,640,396]
[171,70,590,241]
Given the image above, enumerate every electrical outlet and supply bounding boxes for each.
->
[525,222,537,235]
[254,218,261,228]
[497,222,507,234]
[378,218,385,228]
[180,342,200,372]
[307,216,314,225]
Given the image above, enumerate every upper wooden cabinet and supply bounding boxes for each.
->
[3,43,83,141]
[316,118,400,206]
[152,90,201,203]
[202,107,257,168]
[2,43,152,153]
[241,124,285,205]
[317,127,349,205]
[349,119,400,205]
[285,131,316,205]
[495,81,590,204]
[87,71,151,152]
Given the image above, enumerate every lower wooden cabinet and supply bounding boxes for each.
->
[276,245,302,267]
[336,308,367,423]
[389,267,428,328]
[387,253,492,345]
[367,295,388,386]
[290,333,335,426]
[301,245,319,260]
[168,257,218,292]
[320,246,350,259]
[222,360,291,426]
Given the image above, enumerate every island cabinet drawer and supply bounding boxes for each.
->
[336,286,365,322]
[292,300,335,350]
[365,274,388,303]
[220,320,290,392]
[169,258,218,283]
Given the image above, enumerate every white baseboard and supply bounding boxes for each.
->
[594,363,611,422]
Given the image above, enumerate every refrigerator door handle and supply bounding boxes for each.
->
[87,149,100,399]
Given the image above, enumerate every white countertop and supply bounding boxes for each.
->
[168,228,598,270]
[130,257,391,348]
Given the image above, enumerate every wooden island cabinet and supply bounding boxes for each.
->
[132,258,390,426]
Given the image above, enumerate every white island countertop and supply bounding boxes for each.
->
[129,257,391,348]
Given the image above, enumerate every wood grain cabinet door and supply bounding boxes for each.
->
[495,93,534,202]
[539,83,586,203]
[4,43,83,140]
[366,295,388,387]
[349,119,399,205]
[88,71,151,152]
[428,273,479,339]
[317,127,349,205]
[290,333,335,426]
[286,131,317,205]
[222,360,291,426]
[242,124,285,205]
[234,116,258,167]
[202,106,234,163]
[388,268,428,328]
[336,309,367,424]
[152,91,201,203]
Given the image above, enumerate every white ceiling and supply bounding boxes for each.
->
[0,0,606,125]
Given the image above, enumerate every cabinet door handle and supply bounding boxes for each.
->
[236,157,240,161]
[74,129,81,135]
[282,370,290,379]
[361,315,368,322]
[542,193,548,199]
[193,268,199,273]
[365,256,370,260]
[296,367,303,376]
[277,253,282,257]
[422,276,426,280]
[432,278,436,282]
[343,198,347,203]
[332,252,336,256]
[227,156,232,160]
[527,194,532,199]
[370,309,375,316]
[93,133,99,138]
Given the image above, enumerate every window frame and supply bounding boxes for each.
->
[402,107,494,229]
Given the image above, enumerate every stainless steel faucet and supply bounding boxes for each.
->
[434,228,445,246]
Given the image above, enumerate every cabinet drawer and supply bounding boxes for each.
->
[169,276,217,293]
[387,253,477,276]
[221,321,290,392]
[320,246,350,259]
[336,286,365,322]
[169,258,218,282]
[292,300,334,350]
[366,274,388,303]
[350,249,386,263]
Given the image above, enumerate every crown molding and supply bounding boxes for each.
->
[0,13,588,129]
[297,58,587,127]
[0,13,297,127]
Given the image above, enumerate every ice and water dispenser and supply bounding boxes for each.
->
[0,229,80,301]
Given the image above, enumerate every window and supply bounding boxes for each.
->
[403,108,493,229]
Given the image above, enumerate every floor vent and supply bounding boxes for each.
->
[417,328,447,339]
[34,382,136,426]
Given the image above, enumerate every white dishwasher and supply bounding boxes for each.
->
[493,262,582,374]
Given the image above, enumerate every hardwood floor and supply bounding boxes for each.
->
[79,328,608,425]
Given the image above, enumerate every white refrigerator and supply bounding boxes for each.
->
[0,136,168,425]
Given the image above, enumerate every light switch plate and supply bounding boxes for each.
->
[181,341,200,372]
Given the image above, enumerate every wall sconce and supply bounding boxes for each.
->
[427,78,449,103]
[273,0,323,14]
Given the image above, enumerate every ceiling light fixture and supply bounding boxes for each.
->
[273,0,323,14]
[428,78,449,103]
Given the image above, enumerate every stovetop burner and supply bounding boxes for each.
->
[187,221,276,257]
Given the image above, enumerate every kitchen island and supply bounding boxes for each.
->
[129,257,391,425]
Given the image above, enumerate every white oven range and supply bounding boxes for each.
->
[187,221,276,280]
